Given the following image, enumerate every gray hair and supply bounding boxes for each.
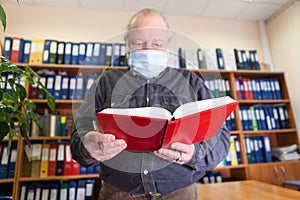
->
[124,8,169,42]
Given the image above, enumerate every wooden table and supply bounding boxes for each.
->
[197,180,300,200]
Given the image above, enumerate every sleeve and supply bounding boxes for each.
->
[183,75,231,170]
[70,76,102,167]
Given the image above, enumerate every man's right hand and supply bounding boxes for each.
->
[82,131,127,162]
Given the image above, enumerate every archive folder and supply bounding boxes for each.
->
[97,96,238,152]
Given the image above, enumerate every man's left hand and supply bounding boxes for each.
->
[154,143,194,164]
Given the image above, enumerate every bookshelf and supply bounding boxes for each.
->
[0,64,300,199]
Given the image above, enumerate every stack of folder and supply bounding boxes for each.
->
[272,144,300,161]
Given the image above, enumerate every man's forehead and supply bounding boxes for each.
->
[128,28,168,40]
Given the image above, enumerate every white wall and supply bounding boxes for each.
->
[266,1,300,139]
[1,3,264,60]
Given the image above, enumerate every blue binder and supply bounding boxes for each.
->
[112,43,121,66]
[68,181,77,200]
[46,74,56,96]
[216,48,225,69]
[84,74,97,98]
[22,40,31,63]
[7,143,17,178]
[85,179,95,200]
[262,136,272,162]
[61,75,70,100]
[42,39,51,64]
[74,74,85,100]
[0,144,9,179]
[71,43,79,65]
[68,75,76,100]
[84,42,94,65]
[49,183,59,200]
[54,74,62,99]
[64,42,73,65]
[78,42,87,65]
[18,39,25,63]
[3,36,12,60]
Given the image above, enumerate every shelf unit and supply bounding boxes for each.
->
[0,64,299,199]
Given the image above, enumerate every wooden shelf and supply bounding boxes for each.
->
[6,65,299,200]
[238,99,290,104]
[30,99,83,104]
[0,179,14,183]
[18,174,99,182]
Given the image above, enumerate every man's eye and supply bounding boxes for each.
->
[134,42,145,47]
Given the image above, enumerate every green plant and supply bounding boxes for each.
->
[0,57,55,150]
[0,1,55,151]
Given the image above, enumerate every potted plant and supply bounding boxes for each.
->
[0,2,55,151]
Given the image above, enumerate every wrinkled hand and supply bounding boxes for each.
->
[154,142,194,164]
[83,131,127,162]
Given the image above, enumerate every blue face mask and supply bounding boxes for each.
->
[128,50,168,78]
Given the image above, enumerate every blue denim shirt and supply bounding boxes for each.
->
[71,67,230,195]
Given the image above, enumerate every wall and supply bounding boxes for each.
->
[266,1,300,138]
[1,3,264,59]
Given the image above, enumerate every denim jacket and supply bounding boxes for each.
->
[71,67,230,195]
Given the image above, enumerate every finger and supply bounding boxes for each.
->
[97,133,116,143]
[154,150,174,162]
[100,139,127,152]
[170,142,190,153]
[84,131,116,144]
[156,148,180,160]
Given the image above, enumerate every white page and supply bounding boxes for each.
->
[173,96,236,119]
[101,107,172,120]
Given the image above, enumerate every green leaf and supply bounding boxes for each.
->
[20,123,31,147]
[15,83,27,101]
[0,89,3,100]
[37,80,56,112]
[0,121,9,142]
[28,112,42,131]
[23,99,36,109]
[0,5,6,31]
[24,65,40,78]
[47,94,55,112]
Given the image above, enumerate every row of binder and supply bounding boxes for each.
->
[4,36,261,71]
[0,73,26,96]
[29,73,98,100]
[239,104,290,131]
[180,47,261,71]
[20,179,95,200]
[3,36,127,66]
[244,136,273,164]
[23,142,100,178]
[223,136,242,166]
[0,143,17,179]
[202,77,230,98]
[235,77,282,100]
[30,113,74,137]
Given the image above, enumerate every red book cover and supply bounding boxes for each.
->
[10,37,22,63]
[97,96,238,152]
[47,143,57,176]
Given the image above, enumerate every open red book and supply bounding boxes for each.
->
[96,96,238,152]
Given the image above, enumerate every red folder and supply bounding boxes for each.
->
[71,159,80,175]
[10,37,22,63]
[64,143,72,176]
[97,96,238,152]
[48,143,57,176]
